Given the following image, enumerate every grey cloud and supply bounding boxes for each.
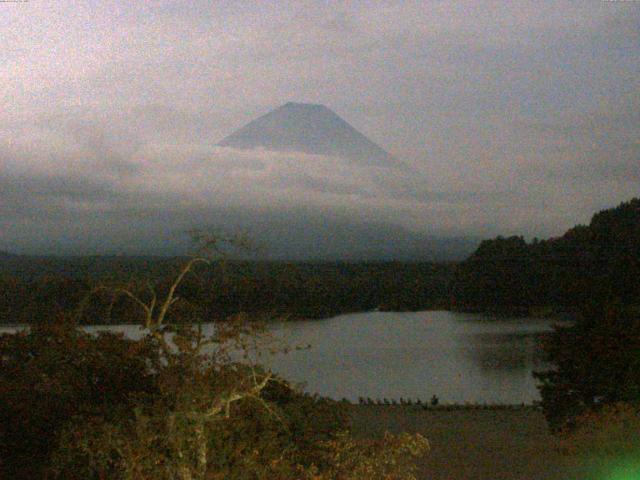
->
[0,1,638,254]
[1,173,118,204]
[0,200,479,260]
[268,172,366,197]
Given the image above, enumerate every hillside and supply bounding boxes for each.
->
[451,198,640,312]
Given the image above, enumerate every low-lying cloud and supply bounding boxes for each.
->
[2,106,638,257]
[1,1,638,256]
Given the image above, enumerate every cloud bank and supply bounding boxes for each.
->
[0,1,638,256]
[0,121,479,256]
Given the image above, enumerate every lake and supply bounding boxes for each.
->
[0,310,553,404]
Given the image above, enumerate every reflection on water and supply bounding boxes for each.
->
[462,331,550,372]
[0,311,554,404]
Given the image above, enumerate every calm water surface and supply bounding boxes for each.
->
[0,311,553,404]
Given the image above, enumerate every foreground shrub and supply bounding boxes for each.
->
[49,316,427,480]
[0,318,157,479]
[2,247,429,479]
[53,398,427,480]
[307,432,429,480]
[535,302,640,431]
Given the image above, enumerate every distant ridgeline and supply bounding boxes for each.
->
[451,198,640,314]
[2,198,638,324]
[0,259,454,325]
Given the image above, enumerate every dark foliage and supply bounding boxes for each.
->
[0,318,346,479]
[451,198,640,313]
[0,314,426,479]
[449,198,640,434]
[0,318,158,478]
[0,260,455,324]
[534,302,640,432]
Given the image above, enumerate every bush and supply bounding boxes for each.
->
[0,317,158,479]
[1,253,429,479]
[560,402,640,457]
[49,317,427,480]
[535,302,640,431]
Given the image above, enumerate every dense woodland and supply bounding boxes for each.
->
[0,259,454,325]
[450,198,640,314]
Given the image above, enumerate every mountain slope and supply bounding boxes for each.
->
[218,102,397,167]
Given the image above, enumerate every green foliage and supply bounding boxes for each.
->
[534,303,640,432]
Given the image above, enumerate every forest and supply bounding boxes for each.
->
[0,258,454,325]
[450,198,640,314]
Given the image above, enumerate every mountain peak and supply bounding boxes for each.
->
[282,101,326,109]
[218,102,396,166]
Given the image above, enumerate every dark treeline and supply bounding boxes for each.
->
[2,198,638,324]
[448,198,640,432]
[0,259,455,324]
[451,198,640,314]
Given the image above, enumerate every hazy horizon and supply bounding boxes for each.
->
[1,1,638,257]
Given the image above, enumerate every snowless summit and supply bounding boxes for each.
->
[218,102,396,167]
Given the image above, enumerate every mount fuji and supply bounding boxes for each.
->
[218,102,397,167]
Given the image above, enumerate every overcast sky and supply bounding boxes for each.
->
[1,1,639,256]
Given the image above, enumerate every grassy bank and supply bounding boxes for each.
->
[349,405,590,480]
